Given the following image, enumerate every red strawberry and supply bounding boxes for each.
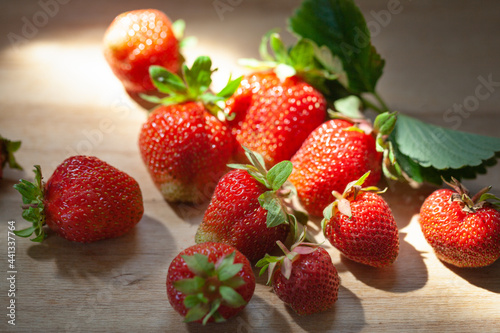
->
[289,118,382,217]
[166,242,255,324]
[14,156,144,243]
[103,9,181,94]
[0,135,22,179]
[322,172,399,267]
[256,235,340,315]
[195,148,294,261]
[226,71,327,167]
[419,178,500,267]
[138,56,240,203]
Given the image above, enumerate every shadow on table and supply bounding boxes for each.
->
[167,200,209,225]
[182,294,293,333]
[444,259,500,294]
[287,285,365,333]
[26,214,175,280]
[338,232,429,293]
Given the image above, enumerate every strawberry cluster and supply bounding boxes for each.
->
[10,4,500,327]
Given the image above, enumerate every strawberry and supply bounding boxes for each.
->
[103,9,182,94]
[138,56,240,203]
[226,71,327,167]
[289,118,383,217]
[419,178,500,268]
[195,148,295,262]
[14,156,144,243]
[0,135,22,179]
[322,172,399,268]
[256,233,340,315]
[166,242,255,324]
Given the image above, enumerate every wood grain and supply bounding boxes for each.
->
[1,1,499,332]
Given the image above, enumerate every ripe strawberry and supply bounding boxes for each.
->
[195,148,295,261]
[14,156,144,243]
[256,234,340,315]
[0,135,22,179]
[322,172,399,267]
[138,56,240,203]
[166,242,255,324]
[225,71,327,167]
[419,178,500,268]
[289,118,382,217]
[103,9,181,94]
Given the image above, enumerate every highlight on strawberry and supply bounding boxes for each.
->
[166,242,255,325]
[195,147,305,262]
[13,155,144,243]
[103,9,183,94]
[419,178,500,268]
[256,230,340,315]
[138,56,241,203]
[321,171,399,268]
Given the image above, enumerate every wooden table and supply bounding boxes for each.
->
[1,1,499,332]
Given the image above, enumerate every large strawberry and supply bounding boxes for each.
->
[256,232,340,315]
[166,242,255,324]
[289,117,385,217]
[419,178,500,268]
[14,156,144,243]
[0,135,22,179]
[138,56,240,203]
[103,9,182,94]
[195,148,297,261]
[226,71,327,167]
[322,172,399,268]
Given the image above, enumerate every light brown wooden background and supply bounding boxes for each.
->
[1,0,499,332]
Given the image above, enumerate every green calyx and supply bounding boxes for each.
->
[0,136,23,176]
[228,147,304,234]
[140,55,242,120]
[239,31,345,85]
[174,251,247,325]
[321,171,386,230]
[444,177,500,213]
[256,229,319,284]
[13,165,47,242]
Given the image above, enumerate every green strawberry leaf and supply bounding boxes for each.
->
[289,0,385,94]
[203,299,224,325]
[217,75,243,99]
[333,95,363,119]
[182,253,215,277]
[389,114,500,184]
[219,286,247,308]
[217,252,244,281]
[183,294,208,309]
[183,55,213,97]
[149,65,187,95]
[258,191,288,228]
[174,276,205,295]
[184,303,209,323]
[1,136,23,172]
[267,161,293,191]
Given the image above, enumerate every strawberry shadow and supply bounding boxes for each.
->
[167,200,209,225]
[286,285,365,333]
[443,259,500,294]
[183,294,293,333]
[338,232,428,293]
[26,214,175,281]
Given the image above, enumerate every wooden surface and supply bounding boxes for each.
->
[1,1,500,332]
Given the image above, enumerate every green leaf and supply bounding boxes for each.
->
[217,76,243,99]
[289,0,385,93]
[392,114,500,169]
[182,253,215,277]
[219,286,247,308]
[258,191,288,228]
[184,303,209,323]
[267,161,293,191]
[184,293,208,308]
[13,226,37,238]
[1,137,23,171]
[174,276,205,295]
[171,19,186,40]
[184,56,213,96]
[149,65,187,95]
[333,95,363,119]
[216,252,243,281]
[203,299,223,325]
[289,38,316,70]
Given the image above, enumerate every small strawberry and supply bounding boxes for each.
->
[256,232,340,315]
[419,178,500,268]
[166,242,255,324]
[226,71,327,167]
[14,156,144,243]
[0,135,22,179]
[103,9,182,94]
[289,117,384,217]
[195,148,296,262]
[322,172,399,268]
[138,56,240,203]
